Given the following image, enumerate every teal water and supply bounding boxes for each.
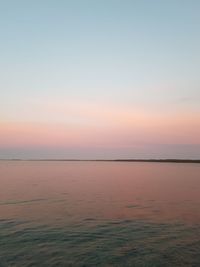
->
[0,161,200,266]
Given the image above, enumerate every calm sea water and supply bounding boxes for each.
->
[0,161,200,266]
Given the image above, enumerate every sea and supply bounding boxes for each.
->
[0,161,200,266]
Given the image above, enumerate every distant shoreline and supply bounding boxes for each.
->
[0,159,200,163]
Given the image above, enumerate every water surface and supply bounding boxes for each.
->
[0,161,200,266]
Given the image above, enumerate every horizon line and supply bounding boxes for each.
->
[0,158,200,163]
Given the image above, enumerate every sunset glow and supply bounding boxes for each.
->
[0,1,200,159]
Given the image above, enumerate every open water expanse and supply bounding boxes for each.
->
[0,161,200,267]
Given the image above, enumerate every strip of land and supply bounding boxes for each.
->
[0,159,200,163]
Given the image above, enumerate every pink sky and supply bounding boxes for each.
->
[1,100,199,158]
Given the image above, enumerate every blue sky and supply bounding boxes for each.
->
[0,0,200,159]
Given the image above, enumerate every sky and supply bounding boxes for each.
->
[0,0,200,159]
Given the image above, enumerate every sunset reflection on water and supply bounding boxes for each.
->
[0,161,200,225]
